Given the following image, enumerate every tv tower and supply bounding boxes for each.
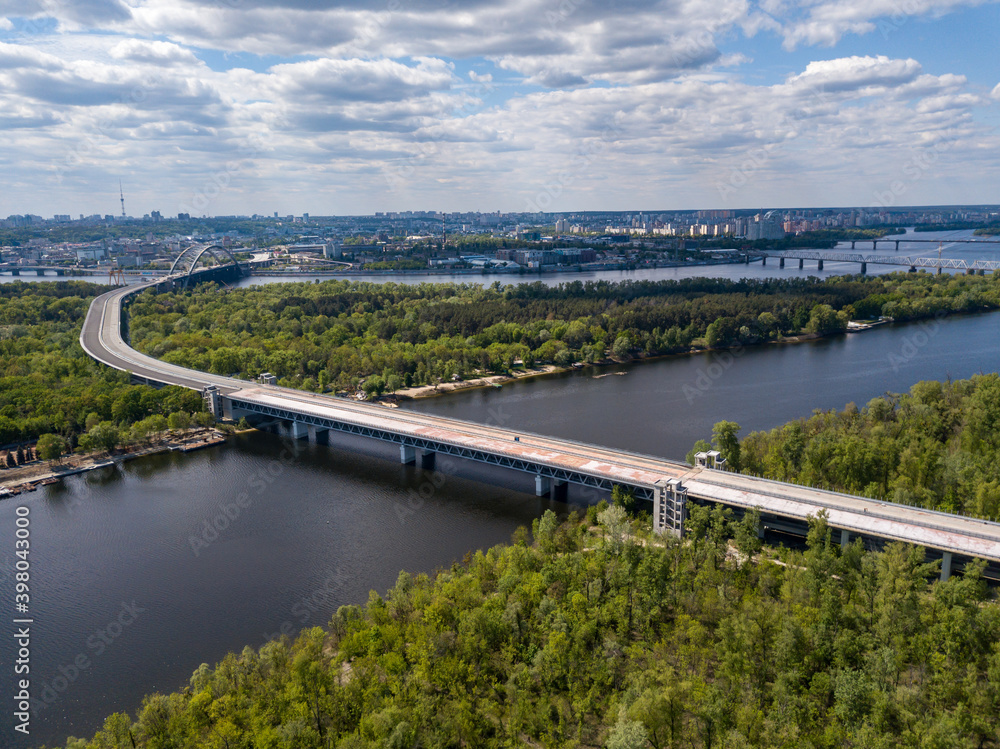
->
[119,179,126,219]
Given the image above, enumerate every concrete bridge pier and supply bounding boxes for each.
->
[941,551,952,582]
[894,241,900,251]
[35,269,46,276]
[860,262,867,275]
[535,475,550,497]
[420,450,436,470]
[289,421,310,440]
[817,260,824,271]
[850,241,856,249]
[761,256,766,266]
[10,269,19,276]
[552,479,568,501]
[840,529,851,549]
[779,258,785,269]
[872,241,878,251]
[400,445,416,465]
[799,259,804,269]
[306,425,330,445]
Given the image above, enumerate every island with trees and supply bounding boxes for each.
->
[127,271,1000,396]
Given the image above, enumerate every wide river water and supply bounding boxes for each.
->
[2,228,1000,745]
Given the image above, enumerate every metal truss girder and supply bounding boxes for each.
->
[765,250,1000,272]
[230,397,654,499]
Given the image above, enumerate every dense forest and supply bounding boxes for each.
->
[47,509,1000,749]
[129,272,1000,394]
[0,281,207,454]
[690,374,1000,522]
[910,222,1000,235]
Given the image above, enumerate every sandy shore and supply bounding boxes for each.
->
[393,365,564,399]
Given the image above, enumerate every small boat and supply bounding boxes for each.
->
[491,383,503,389]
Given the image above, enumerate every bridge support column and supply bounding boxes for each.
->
[779,258,785,269]
[850,241,855,249]
[860,262,866,275]
[535,475,550,497]
[840,529,851,549]
[761,256,766,266]
[745,254,750,264]
[305,425,329,444]
[35,269,45,276]
[799,259,804,269]
[653,478,688,538]
[940,551,952,582]
[552,480,568,501]
[895,241,900,251]
[400,445,416,465]
[290,421,309,440]
[872,241,878,251]
[817,260,824,271]
[420,451,436,470]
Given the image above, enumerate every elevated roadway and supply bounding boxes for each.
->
[80,273,1000,578]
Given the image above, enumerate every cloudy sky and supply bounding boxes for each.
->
[1,0,998,217]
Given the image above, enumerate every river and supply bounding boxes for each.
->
[3,228,1000,745]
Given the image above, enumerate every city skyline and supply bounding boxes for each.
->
[0,0,998,216]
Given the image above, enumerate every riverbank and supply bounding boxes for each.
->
[387,306,996,402]
[0,428,226,497]
[249,255,763,279]
[391,365,563,399]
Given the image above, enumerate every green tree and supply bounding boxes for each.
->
[606,714,648,749]
[36,433,68,461]
[88,421,121,453]
[805,304,848,335]
[712,420,741,472]
[167,411,191,431]
[612,335,632,360]
[362,375,386,397]
[385,374,403,394]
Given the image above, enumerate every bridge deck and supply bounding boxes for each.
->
[79,274,1000,565]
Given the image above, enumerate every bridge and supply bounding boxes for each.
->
[759,250,1000,275]
[0,265,91,276]
[79,256,1000,581]
[848,237,1000,251]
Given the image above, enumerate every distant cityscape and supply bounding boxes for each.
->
[1,205,997,274]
